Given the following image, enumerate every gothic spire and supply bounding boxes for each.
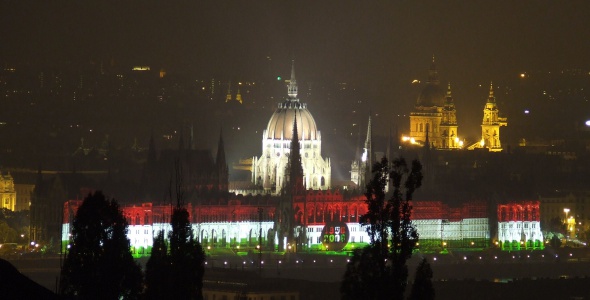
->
[288,116,304,194]
[287,60,298,99]
[488,82,496,102]
[364,115,372,159]
[226,80,232,102]
[216,128,227,169]
[361,115,373,188]
[428,55,439,84]
[216,127,228,193]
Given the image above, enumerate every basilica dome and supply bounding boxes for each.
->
[417,82,445,107]
[265,100,319,141]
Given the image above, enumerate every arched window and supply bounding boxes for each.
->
[321,176,325,186]
[419,123,423,132]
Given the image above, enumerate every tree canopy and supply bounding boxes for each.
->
[59,191,142,299]
[341,156,423,300]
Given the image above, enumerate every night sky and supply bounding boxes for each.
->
[1,0,590,173]
[2,1,589,84]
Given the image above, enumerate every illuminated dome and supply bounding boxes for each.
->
[265,101,319,141]
[417,83,445,107]
[416,56,445,107]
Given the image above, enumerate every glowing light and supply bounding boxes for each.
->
[411,79,420,84]
[402,136,410,142]
[433,257,437,261]
[524,110,530,114]
[520,73,526,78]
[585,120,590,127]
[479,139,485,147]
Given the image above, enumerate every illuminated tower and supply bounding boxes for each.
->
[362,115,372,187]
[215,129,229,192]
[409,57,444,148]
[439,82,460,149]
[480,82,507,152]
[252,61,331,193]
[225,81,232,102]
[235,85,243,104]
[350,116,372,189]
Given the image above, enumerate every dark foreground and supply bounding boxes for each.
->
[5,249,590,300]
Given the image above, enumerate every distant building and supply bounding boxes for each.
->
[405,57,507,151]
[251,61,331,194]
[497,201,544,250]
[408,57,457,149]
[0,171,16,211]
[472,83,508,151]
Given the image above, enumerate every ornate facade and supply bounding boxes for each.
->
[251,62,331,194]
[407,58,508,152]
[478,83,508,151]
[408,58,451,149]
[0,171,16,211]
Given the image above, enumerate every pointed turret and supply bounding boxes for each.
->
[480,81,507,151]
[236,85,243,104]
[487,81,496,103]
[445,82,454,103]
[225,81,232,102]
[216,128,229,193]
[288,116,304,195]
[363,115,372,166]
[427,55,439,84]
[440,82,459,149]
[287,60,298,99]
[360,115,372,188]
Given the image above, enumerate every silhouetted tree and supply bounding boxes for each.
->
[144,230,170,299]
[341,156,423,300]
[409,258,435,300]
[145,160,205,300]
[168,206,205,300]
[59,191,142,299]
[550,234,562,248]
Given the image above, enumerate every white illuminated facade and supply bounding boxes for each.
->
[497,202,544,250]
[252,62,331,194]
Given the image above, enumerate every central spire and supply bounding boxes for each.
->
[488,82,496,103]
[427,55,439,84]
[287,60,298,99]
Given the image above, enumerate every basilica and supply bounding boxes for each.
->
[251,61,331,194]
[404,58,507,151]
